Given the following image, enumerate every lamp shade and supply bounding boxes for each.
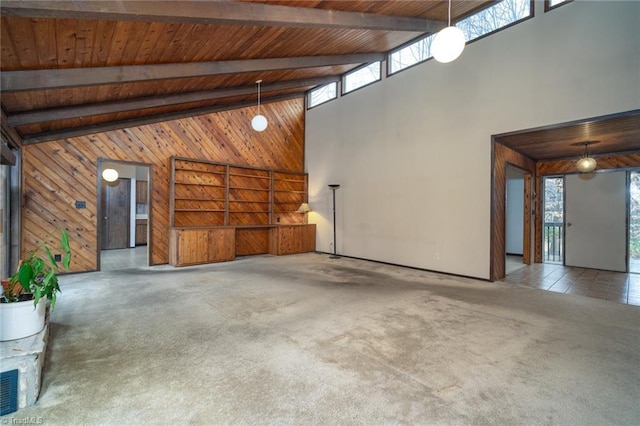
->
[432,26,466,63]
[102,168,119,182]
[576,156,597,173]
[296,203,312,213]
[251,114,268,132]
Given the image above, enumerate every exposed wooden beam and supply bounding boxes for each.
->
[0,1,444,32]
[1,142,17,165]
[7,76,340,126]
[1,53,383,92]
[1,109,22,148]
[22,93,304,145]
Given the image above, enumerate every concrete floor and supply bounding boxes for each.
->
[5,253,640,424]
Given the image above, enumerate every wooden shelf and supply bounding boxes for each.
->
[175,182,226,188]
[176,168,226,176]
[170,157,308,228]
[175,209,226,212]
[175,197,226,201]
[230,186,271,191]
[229,173,271,179]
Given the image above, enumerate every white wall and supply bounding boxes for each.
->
[506,167,524,255]
[305,0,640,279]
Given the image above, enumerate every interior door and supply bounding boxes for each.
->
[565,171,626,272]
[101,178,131,250]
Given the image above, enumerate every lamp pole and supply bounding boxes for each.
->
[328,184,340,259]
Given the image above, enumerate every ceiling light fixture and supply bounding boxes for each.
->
[432,0,466,63]
[574,141,599,173]
[102,168,119,182]
[251,80,268,132]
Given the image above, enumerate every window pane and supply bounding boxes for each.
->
[389,35,435,75]
[308,83,337,108]
[549,0,569,6]
[343,62,381,93]
[456,0,531,42]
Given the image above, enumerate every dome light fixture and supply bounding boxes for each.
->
[432,0,466,63]
[251,80,268,132]
[574,141,600,173]
[102,168,119,182]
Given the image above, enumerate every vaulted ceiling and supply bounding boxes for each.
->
[0,0,492,145]
[1,0,638,161]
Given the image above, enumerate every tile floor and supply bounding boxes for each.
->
[100,246,148,271]
[503,255,640,306]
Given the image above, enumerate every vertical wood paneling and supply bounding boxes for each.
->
[491,141,536,281]
[21,98,305,272]
[534,152,640,263]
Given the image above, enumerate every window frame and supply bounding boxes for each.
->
[545,0,573,13]
[307,82,338,109]
[387,33,436,77]
[341,61,382,96]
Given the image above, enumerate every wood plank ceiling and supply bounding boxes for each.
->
[0,0,492,145]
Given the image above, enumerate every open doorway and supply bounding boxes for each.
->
[542,176,564,264]
[98,159,151,271]
[505,165,526,274]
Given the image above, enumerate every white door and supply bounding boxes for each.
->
[565,171,627,272]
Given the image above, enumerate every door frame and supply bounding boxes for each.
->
[97,158,153,270]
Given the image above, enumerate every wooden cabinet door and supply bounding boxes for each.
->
[136,180,148,204]
[135,220,147,245]
[175,229,210,266]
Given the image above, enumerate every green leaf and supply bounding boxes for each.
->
[63,252,71,270]
[60,229,70,251]
[17,264,34,291]
[45,246,58,269]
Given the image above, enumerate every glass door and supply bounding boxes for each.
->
[543,176,564,264]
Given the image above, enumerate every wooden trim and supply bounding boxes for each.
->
[523,173,532,265]
[2,53,385,92]
[1,142,16,166]
[0,1,445,32]
[490,140,536,281]
[7,76,341,126]
[22,93,304,145]
[1,109,22,149]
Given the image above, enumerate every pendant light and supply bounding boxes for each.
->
[432,0,466,63]
[575,141,598,173]
[102,168,119,182]
[251,80,268,132]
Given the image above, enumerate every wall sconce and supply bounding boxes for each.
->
[102,168,119,182]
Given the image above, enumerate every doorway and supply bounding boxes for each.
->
[629,171,640,273]
[98,160,151,271]
[505,165,526,274]
[542,176,564,264]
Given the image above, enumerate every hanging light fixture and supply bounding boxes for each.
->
[432,0,466,63]
[102,168,119,182]
[575,141,599,173]
[251,79,268,132]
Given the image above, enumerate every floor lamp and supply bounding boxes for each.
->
[328,184,340,259]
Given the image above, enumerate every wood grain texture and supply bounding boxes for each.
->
[269,224,316,255]
[533,151,640,263]
[235,228,270,256]
[491,141,536,281]
[21,98,304,272]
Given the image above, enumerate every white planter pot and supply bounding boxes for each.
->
[0,299,46,341]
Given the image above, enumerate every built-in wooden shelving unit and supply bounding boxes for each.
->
[168,157,315,266]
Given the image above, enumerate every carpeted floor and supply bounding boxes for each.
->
[4,253,640,424]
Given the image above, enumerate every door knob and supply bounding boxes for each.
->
[567,222,572,227]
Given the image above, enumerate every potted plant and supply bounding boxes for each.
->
[0,229,71,341]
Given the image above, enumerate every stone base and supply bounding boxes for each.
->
[0,311,49,411]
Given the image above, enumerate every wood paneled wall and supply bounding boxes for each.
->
[21,98,305,273]
[534,152,640,263]
[491,141,536,281]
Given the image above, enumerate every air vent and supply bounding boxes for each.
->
[0,369,18,415]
